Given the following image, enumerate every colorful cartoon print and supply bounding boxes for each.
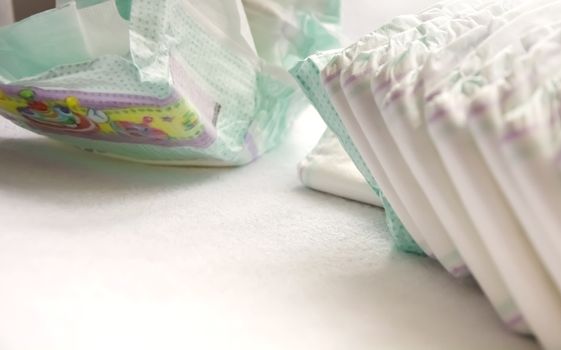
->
[0,87,219,148]
[111,116,170,143]
[15,90,98,134]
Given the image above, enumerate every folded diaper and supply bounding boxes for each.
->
[293,0,561,348]
[0,0,340,165]
[424,9,561,348]
[340,0,533,333]
[335,4,493,277]
[298,129,383,207]
[291,51,425,255]
[485,46,561,295]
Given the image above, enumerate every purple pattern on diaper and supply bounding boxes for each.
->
[467,100,488,120]
[372,77,392,95]
[388,89,405,103]
[0,85,180,110]
[501,127,533,143]
[343,73,363,87]
[427,105,449,124]
[323,69,342,84]
[506,314,525,329]
[450,264,470,278]
[244,133,259,161]
[373,72,406,97]
[413,78,424,93]
[0,57,222,149]
[0,90,216,149]
[554,148,561,166]
[425,89,441,103]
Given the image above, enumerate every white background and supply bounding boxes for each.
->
[0,1,541,349]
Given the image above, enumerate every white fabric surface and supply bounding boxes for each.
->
[0,1,541,349]
[0,109,540,350]
[298,129,383,207]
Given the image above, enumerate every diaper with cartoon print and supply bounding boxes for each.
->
[0,0,340,165]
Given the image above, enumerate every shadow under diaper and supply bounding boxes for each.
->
[0,136,232,205]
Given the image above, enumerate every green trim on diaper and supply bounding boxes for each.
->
[0,0,311,165]
[291,52,423,255]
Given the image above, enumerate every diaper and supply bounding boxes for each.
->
[291,51,424,255]
[0,0,340,165]
[243,0,340,69]
[292,0,561,345]
[291,1,482,256]
[289,3,475,255]
[424,22,561,349]
[338,6,498,277]
[298,129,383,207]
[372,0,532,332]
[492,50,561,293]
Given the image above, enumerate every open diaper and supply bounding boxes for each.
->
[0,0,340,165]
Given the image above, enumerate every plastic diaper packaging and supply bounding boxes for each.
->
[0,0,341,166]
